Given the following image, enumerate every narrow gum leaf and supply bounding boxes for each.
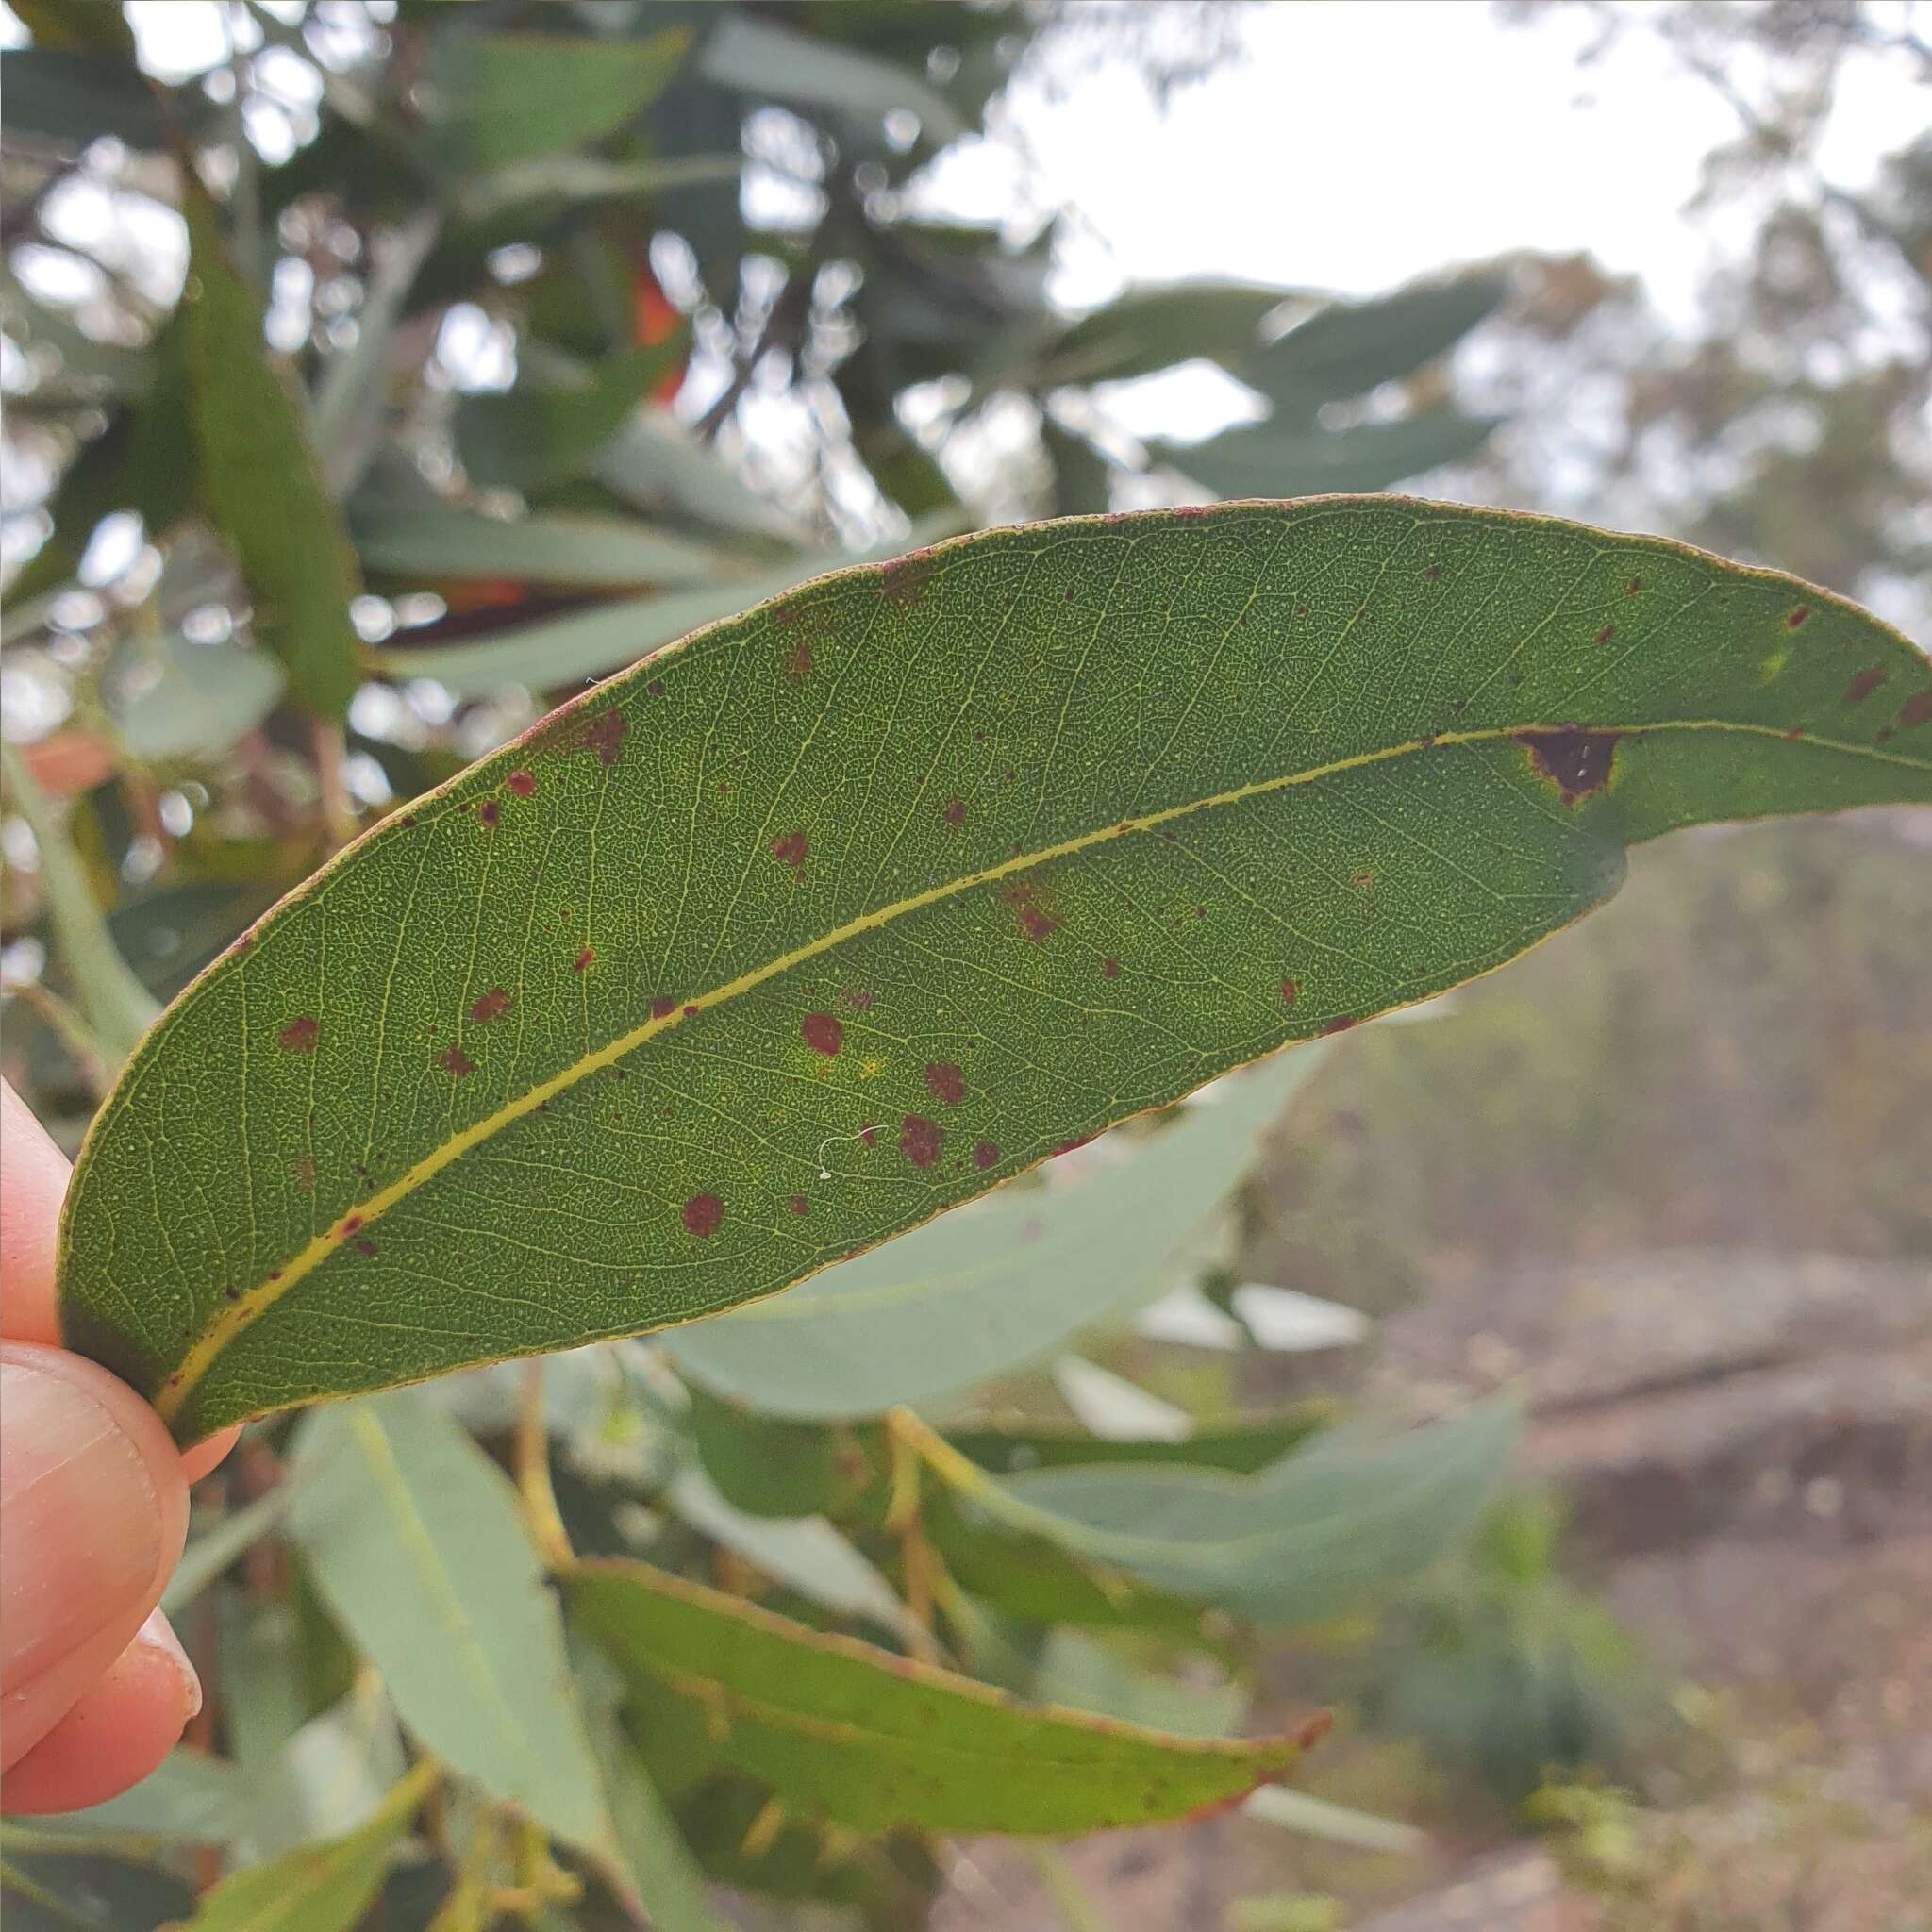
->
[53,499,1932,1442]
[565,1557,1321,1834]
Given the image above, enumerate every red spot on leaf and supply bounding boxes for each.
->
[651,995,677,1020]
[1002,880,1060,942]
[1517,727,1619,804]
[771,830,808,868]
[478,799,500,827]
[342,1215,363,1235]
[1787,604,1810,629]
[973,1141,1001,1169]
[1321,1016,1357,1036]
[1053,1134,1094,1158]
[788,1194,809,1216]
[899,1115,942,1168]
[1280,977,1299,1006]
[1898,689,1932,730]
[440,1045,476,1075]
[1625,575,1642,594]
[683,1004,700,1018]
[574,947,595,973]
[942,795,966,828]
[1843,666,1887,705]
[507,768,537,797]
[1101,957,1121,979]
[1593,623,1615,644]
[277,1015,319,1053]
[859,1124,877,1148]
[682,1193,724,1237]
[1350,871,1374,890]
[802,1012,843,1056]
[580,709,628,765]
[469,989,510,1024]
[924,1061,966,1105]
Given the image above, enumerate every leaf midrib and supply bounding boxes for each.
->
[154,715,1924,1424]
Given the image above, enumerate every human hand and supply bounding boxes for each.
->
[2,1078,238,1812]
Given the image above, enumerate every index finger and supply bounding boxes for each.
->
[1,1078,70,1346]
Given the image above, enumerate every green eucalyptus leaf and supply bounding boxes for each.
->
[349,499,748,591]
[55,502,1932,1443]
[158,1760,433,1932]
[454,337,691,493]
[698,15,967,145]
[946,1406,1335,1478]
[662,1049,1323,1421]
[1160,412,1499,500]
[285,1396,608,1852]
[109,633,286,763]
[933,1400,1522,1628]
[1248,276,1507,423]
[424,27,691,171]
[1042,281,1291,386]
[179,177,360,721]
[566,1557,1321,1833]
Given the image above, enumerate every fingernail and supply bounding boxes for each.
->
[0,1360,165,1690]
[133,1607,201,1721]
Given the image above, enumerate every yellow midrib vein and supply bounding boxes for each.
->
[155,716,1926,1421]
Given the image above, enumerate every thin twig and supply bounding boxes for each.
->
[515,1360,575,1571]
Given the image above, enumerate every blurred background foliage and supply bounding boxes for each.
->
[1,2,1928,1929]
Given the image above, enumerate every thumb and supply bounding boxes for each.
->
[1,1342,191,1772]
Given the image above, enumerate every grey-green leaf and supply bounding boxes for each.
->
[286,1396,608,1851]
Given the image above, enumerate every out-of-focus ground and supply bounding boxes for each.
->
[931,809,1932,1930]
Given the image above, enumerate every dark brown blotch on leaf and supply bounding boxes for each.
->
[1898,689,1932,731]
[651,995,677,1020]
[802,1012,843,1057]
[1101,957,1121,979]
[1843,666,1888,705]
[478,799,500,828]
[439,1045,476,1075]
[899,1115,942,1169]
[469,989,510,1024]
[771,830,808,869]
[973,1141,1001,1169]
[1320,1016,1358,1036]
[1279,977,1299,1006]
[1517,727,1619,805]
[1593,623,1615,645]
[1001,879,1060,942]
[1786,604,1810,629]
[924,1062,966,1105]
[574,947,595,973]
[580,709,628,766]
[942,796,966,828]
[682,1193,724,1238]
[788,1195,809,1216]
[277,1015,319,1054]
[507,768,537,797]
